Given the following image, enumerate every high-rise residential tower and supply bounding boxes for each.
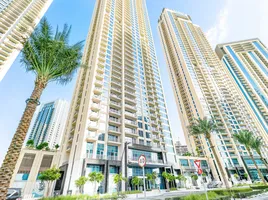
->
[27,99,69,149]
[158,9,268,185]
[0,0,53,81]
[59,0,176,195]
[215,39,268,135]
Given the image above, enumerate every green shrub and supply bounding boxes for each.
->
[170,187,177,191]
[41,193,127,200]
[250,185,268,190]
[183,192,219,200]
[121,190,142,194]
[212,187,252,195]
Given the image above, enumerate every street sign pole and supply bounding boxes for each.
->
[143,166,146,198]
[138,155,147,198]
[195,160,208,200]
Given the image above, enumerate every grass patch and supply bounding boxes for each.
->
[170,187,177,191]
[182,192,220,200]
[41,193,126,200]
[250,185,268,190]
[120,190,142,194]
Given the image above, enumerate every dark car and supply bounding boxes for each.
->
[6,188,22,200]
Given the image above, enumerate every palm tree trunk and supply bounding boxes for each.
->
[0,81,45,199]
[208,137,230,188]
[259,153,268,171]
[249,151,266,184]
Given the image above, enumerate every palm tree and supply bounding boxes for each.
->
[75,176,88,194]
[233,131,266,184]
[162,172,172,191]
[151,171,157,189]
[88,172,104,194]
[177,175,187,188]
[113,172,127,195]
[188,117,230,188]
[0,18,83,197]
[146,173,153,190]
[251,136,268,170]
[132,176,141,191]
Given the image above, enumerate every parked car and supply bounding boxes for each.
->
[6,188,21,200]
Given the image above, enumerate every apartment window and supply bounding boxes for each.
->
[97,144,104,155]
[180,159,189,167]
[138,130,143,137]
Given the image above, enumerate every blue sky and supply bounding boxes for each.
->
[1,0,267,165]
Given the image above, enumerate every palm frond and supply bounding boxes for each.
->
[20,17,84,85]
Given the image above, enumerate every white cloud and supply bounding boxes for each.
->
[206,0,268,48]
[206,1,230,48]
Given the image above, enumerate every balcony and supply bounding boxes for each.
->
[125,128,138,137]
[96,72,104,80]
[88,122,98,131]
[68,136,73,143]
[94,87,102,95]
[125,119,138,128]
[125,111,136,119]
[92,95,101,103]
[86,132,98,141]
[108,137,121,145]
[111,86,121,94]
[66,146,71,152]
[125,103,136,112]
[108,127,121,135]
[109,117,121,125]
[107,155,119,161]
[110,101,121,108]
[89,112,100,120]
[95,80,103,87]
[129,156,164,164]
[91,103,101,111]
[110,93,121,101]
[125,96,136,104]
[109,109,121,117]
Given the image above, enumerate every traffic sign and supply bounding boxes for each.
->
[194,160,201,169]
[198,168,203,175]
[138,154,146,168]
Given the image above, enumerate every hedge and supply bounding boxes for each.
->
[250,185,268,190]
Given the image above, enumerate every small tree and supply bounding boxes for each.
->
[36,142,49,150]
[196,147,201,157]
[151,171,157,189]
[54,144,60,150]
[191,174,198,186]
[113,172,127,195]
[146,173,153,190]
[244,173,248,180]
[39,166,61,197]
[177,175,187,188]
[162,172,173,191]
[234,173,239,181]
[75,176,87,194]
[88,172,104,194]
[26,139,35,148]
[182,152,192,156]
[132,176,141,190]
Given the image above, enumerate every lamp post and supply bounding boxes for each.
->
[120,141,130,191]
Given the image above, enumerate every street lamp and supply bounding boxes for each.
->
[120,141,130,191]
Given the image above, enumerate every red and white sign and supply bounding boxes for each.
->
[194,160,203,175]
[197,168,203,175]
[194,160,201,169]
[138,155,146,168]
